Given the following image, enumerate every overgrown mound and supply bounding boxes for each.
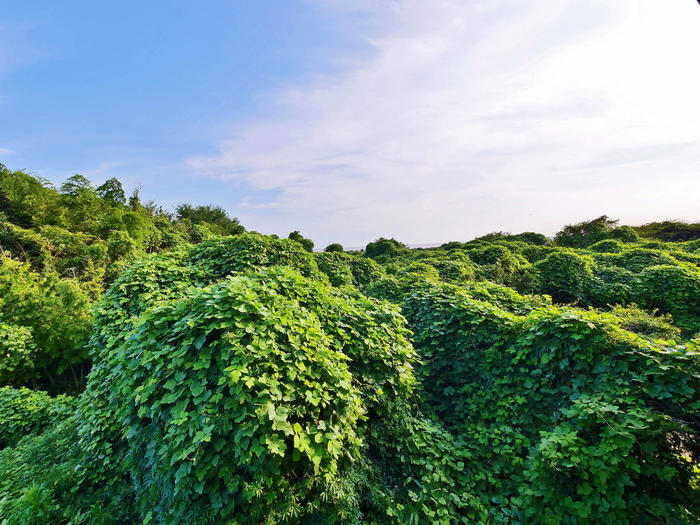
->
[77,236,471,524]
[401,280,700,523]
[2,222,700,524]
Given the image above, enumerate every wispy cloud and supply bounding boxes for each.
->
[188,0,700,246]
[0,147,16,156]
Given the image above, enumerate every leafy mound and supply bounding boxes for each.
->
[2,215,700,524]
[0,387,75,449]
[402,280,700,523]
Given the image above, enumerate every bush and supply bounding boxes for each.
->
[0,418,136,524]
[187,234,321,282]
[605,304,681,340]
[633,264,700,333]
[314,252,355,287]
[346,256,386,288]
[364,238,407,259]
[613,248,680,273]
[428,259,475,284]
[554,216,639,248]
[324,243,344,253]
[288,230,314,253]
[589,239,624,253]
[402,281,700,523]
[0,387,75,449]
[0,324,36,385]
[532,250,594,303]
[0,257,92,384]
[634,220,700,242]
[81,264,418,524]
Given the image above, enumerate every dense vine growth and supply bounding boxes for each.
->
[1,167,699,524]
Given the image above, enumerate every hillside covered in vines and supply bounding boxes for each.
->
[1,167,700,524]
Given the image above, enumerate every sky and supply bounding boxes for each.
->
[1,0,699,248]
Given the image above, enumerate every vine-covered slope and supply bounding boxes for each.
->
[1,213,699,523]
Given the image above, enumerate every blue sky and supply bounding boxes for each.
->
[2,1,699,247]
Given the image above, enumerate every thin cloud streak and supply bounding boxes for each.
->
[188,0,700,247]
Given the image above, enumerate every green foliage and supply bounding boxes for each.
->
[315,252,355,286]
[634,264,700,333]
[634,220,700,242]
[0,324,36,385]
[96,178,126,206]
[0,387,75,449]
[59,174,94,198]
[187,234,321,282]
[611,248,681,273]
[473,231,549,246]
[0,418,136,524]
[81,263,417,524]
[428,258,475,284]
[364,238,407,259]
[0,165,250,389]
[1,172,699,525]
[532,250,595,303]
[589,239,624,253]
[324,243,344,252]
[0,256,92,384]
[555,215,640,248]
[604,304,681,340]
[288,230,315,252]
[176,204,245,236]
[586,265,635,307]
[402,281,700,523]
[345,256,386,289]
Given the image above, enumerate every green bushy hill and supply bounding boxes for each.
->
[1,169,699,523]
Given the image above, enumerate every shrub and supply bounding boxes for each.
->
[0,387,75,449]
[324,243,344,252]
[520,245,555,263]
[364,238,407,259]
[0,418,136,524]
[473,232,549,246]
[633,264,700,333]
[187,234,321,282]
[427,259,475,284]
[634,220,700,242]
[81,265,418,524]
[288,230,314,253]
[604,304,681,340]
[0,324,36,386]
[589,239,624,253]
[613,248,680,273]
[583,265,636,307]
[532,250,595,303]
[0,256,92,383]
[402,282,700,523]
[346,256,386,288]
[554,216,639,248]
[396,262,440,280]
[314,252,355,287]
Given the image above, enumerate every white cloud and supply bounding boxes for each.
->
[188,0,700,247]
[0,147,15,156]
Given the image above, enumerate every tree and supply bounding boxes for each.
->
[59,175,94,198]
[324,243,344,252]
[128,186,142,210]
[96,178,126,206]
[288,230,314,252]
[364,237,406,258]
[176,204,244,236]
[553,216,639,248]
